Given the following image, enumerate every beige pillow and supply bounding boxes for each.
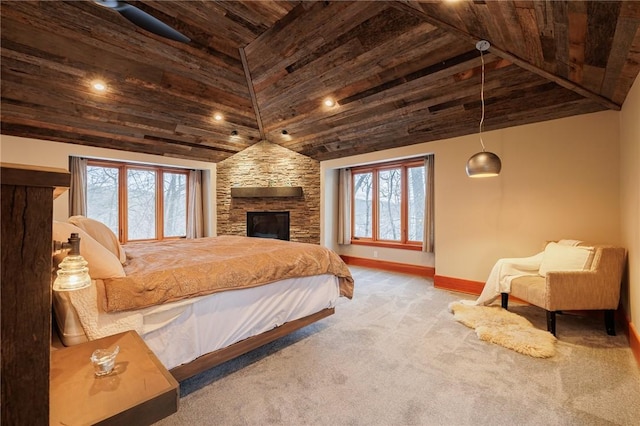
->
[539,242,594,277]
[68,216,126,264]
[52,221,125,279]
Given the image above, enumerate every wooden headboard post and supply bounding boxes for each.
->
[1,163,70,425]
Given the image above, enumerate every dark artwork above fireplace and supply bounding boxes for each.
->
[247,211,290,241]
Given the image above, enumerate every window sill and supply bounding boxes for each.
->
[349,240,423,251]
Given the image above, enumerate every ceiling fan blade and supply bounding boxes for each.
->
[95,1,190,43]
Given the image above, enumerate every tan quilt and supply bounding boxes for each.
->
[101,236,354,312]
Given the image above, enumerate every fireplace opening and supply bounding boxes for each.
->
[247,211,290,241]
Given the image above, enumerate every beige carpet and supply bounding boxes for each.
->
[155,267,640,425]
[449,301,557,358]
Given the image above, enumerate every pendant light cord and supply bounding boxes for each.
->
[479,48,486,152]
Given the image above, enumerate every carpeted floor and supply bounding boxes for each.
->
[155,266,640,425]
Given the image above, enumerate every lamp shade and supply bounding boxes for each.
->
[52,232,91,291]
[53,253,91,291]
[466,151,502,178]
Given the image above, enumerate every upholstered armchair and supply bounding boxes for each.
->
[501,244,626,336]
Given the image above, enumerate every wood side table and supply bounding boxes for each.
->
[50,331,179,425]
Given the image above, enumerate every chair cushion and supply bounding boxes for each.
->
[539,242,594,277]
[510,275,547,308]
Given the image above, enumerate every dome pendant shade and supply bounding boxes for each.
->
[466,40,502,178]
[466,151,502,178]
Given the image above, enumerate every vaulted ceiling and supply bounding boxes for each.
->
[2,1,639,163]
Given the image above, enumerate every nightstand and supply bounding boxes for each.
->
[50,330,179,425]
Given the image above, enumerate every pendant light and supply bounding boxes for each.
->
[466,40,502,178]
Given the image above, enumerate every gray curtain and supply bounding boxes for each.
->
[337,168,352,245]
[186,170,204,238]
[422,155,435,253]
[201,169,211,237]
[69,156,87,216]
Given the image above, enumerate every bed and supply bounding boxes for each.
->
[52,217,354,382]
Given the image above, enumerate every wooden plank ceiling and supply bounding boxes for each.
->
[2,1,639,163]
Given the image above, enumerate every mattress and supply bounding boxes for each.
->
[53,274,340,370]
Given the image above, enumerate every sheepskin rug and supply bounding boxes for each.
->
[448,302,557,358]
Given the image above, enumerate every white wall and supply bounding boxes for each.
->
[322,110,621,282]
[620,74,640,329]
[0,135,217,235]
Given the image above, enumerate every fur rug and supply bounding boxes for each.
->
[448,302,557,358]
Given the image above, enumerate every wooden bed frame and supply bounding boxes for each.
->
[169,307,335,382]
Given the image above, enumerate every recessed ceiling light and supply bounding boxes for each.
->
[91,81,106,92]
[214,113,223,121]
[324,98,335,107]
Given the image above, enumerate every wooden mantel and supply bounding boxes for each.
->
[231,186,303,198]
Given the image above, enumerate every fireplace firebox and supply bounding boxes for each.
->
[246,211,290,241]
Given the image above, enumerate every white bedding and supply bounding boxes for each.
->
[53,274,340,370]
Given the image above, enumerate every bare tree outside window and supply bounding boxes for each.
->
[378,168,401,241]
[87,166,119,236]
[353,172,373,238]
[86,161,188,243]
[164,173,186,237]
[408,166,425,241]
[349,158,427,248]
[127,169,156,240]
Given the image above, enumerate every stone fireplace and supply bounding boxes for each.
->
[216,141,320,244]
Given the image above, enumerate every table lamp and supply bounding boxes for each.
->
[52,233,91,291]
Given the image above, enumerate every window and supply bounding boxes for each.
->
[351,158,426,250]
[87,160,188,242]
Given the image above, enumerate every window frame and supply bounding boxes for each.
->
[350,158,425,251]
[87,159,189,243]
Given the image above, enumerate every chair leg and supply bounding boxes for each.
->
[546,311,556,336]
[501,293,509,309]
[604,310,616,336]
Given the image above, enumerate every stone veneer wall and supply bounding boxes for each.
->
[216,141,320,244]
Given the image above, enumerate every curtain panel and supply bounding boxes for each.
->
[187,169,205,239]
[337,168,352,245]
[422,155,435,253]
[69,156,87,217]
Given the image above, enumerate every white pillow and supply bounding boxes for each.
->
[52,221,125,279]
[68,216,126,264]
[539,242,594,277]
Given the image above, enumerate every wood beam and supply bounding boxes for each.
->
[240,47,266,140]
[393,1,621,111]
